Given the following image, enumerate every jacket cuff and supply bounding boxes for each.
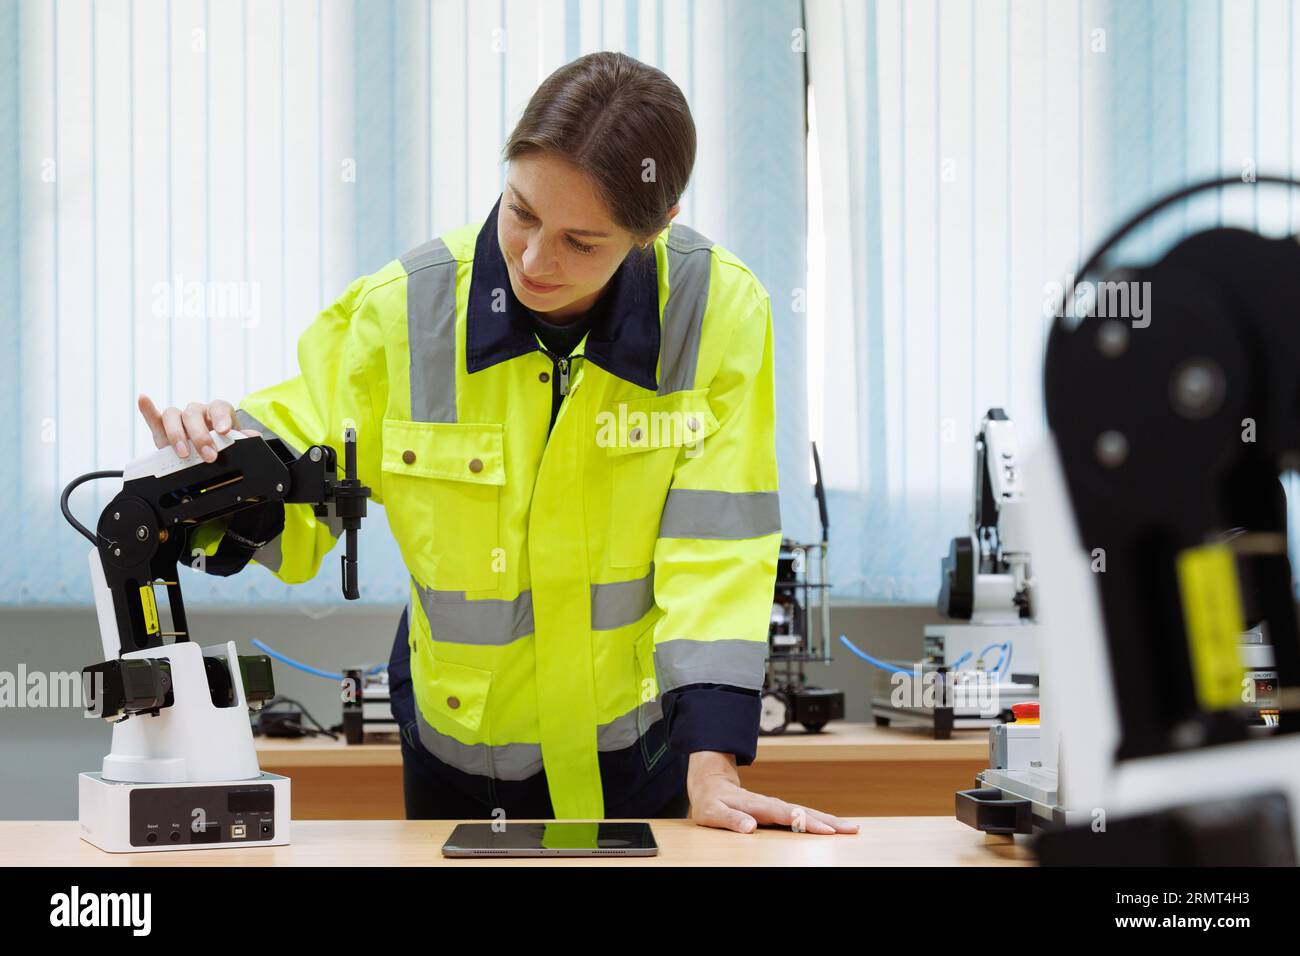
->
[193,501,286,577]
[660,683,762,766]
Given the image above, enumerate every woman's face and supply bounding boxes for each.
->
[498,152,660,321]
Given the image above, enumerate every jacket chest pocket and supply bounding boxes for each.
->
[381,419,506,592]
[604,389,720,569]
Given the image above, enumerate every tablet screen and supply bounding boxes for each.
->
[442,821,658,857]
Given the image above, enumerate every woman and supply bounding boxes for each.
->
[138,51,856,836]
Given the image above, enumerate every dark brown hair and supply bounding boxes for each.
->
[503,51,696,247]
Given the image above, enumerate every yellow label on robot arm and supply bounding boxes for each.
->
[1175,543,1245,711]
[139,584,160,636]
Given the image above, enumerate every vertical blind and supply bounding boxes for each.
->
[805,0,1300,601]
[1,0,810,606]
[19,0,1294,608]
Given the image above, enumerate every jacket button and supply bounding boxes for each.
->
[687,417,700,431]
[402,449,416,465]
[468,458,483,473]
[629,427,642,443]
[539,371,550,383]
[446,695,460,710]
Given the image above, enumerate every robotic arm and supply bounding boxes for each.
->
[65,424,372,852]
[62,427,371,722]
[1031,175,1300,863]
[938,408,1033,623]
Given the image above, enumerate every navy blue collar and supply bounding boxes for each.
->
[465,194,661,390]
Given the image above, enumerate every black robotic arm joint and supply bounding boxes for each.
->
[1043,175,1300,761]
[64,428,373,720]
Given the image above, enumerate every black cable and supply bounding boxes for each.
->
[61,470,123,544]
[274,720,334,740]
[297,705,338,740]
[257,695,338,740]
[1074,174,1300,285]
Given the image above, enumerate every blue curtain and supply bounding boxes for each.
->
[807,0,1300,602]
[2,0,811,606]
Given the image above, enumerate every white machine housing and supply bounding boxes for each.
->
[969,414,1032,624]
[79,772,289,853]
[76,430,290,853]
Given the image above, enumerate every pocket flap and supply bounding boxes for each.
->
[381,419,506,485]
[427,657,492,733]
[601,388,720,456]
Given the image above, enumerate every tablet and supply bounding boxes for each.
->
[441,821,658,857]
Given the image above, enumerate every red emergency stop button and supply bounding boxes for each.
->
[1011,701,1040,723]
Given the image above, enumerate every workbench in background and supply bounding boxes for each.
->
[0,604,947,822]
[256,722,989,819]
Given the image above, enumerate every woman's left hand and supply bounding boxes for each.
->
[685,751,860,835]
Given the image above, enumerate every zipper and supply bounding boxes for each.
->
[539,345,578,435]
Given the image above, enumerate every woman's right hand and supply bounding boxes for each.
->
[137,394,260,463]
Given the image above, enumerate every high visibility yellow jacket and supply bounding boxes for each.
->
[198,195,781,818]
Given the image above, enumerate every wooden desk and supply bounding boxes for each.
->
[0,818,1032,866]
[257,723,990,820]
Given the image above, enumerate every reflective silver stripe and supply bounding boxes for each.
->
[401,238,459,423]
[654,638,769,693]
[318,500,343,539]
[231,407,290,572]
[595,699,663,751]
[234,408,299,457]
[658,489,782,540]
[244,502,341,569]
[590,567,655,631]
[235,408,343,538]
[414,700,662,779]
[414,708,543,780]
[250,510,345,570]
[251,536,284,573]
[415,579,535,646]
[413,574,655,643]
[658,223,712,395]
